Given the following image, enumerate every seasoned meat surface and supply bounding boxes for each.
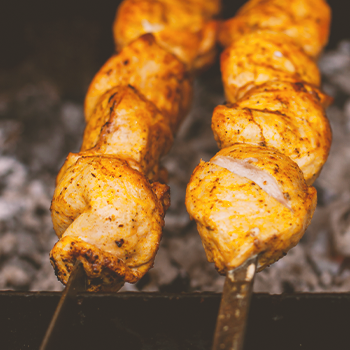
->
[51,156,169,291]
[219,0,331,58]
[84,34,192,133]
[113,0,220,72]
[221,30,321,102]
[81,86,173,181]
[185,144,317,274]
[212,81,332,185]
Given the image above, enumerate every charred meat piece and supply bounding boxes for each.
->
[85,34,192,133]
[113,0,220,72]
[221,30,321,102]
[185,144,316,274]
[51,156,169,291]
[219,0,331,58]
[212,81,332,185]
[81,86,173,181]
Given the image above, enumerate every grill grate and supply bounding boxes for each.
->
[2,291,350,350]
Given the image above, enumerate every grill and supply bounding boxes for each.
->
[2,292,350,349]
[1,0,350,349]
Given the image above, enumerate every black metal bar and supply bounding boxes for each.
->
[3,291,350,349]
[212,256,257,350]
[39,260,86,350]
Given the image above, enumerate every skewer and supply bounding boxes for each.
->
[212,255,258,350]
[39,260,86,350]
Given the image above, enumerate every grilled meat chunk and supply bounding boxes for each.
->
[219,0,331,58]
[185,144,317,274]
[51,156,169,291]
[81,85,173,181]
[85,34,192,133]
[221,30,321,102]
[113,0,220,72]
[212,81,332,185]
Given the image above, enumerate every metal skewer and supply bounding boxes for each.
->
[212,256,258,350]
[40,260,86,350]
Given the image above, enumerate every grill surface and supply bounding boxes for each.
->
[2,291,350,350]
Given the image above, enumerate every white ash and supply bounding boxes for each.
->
[0,77,85,291]
[2,40,350,294]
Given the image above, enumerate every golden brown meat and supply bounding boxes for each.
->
[221,30,321,102]
[50,0,225,290]
[85,34,192,133]
[81,85,173,181]
[212,81,332,185]
[185,0,331,279]
[178,0,221,17]
[219,0,331,58]
[51,156,170,291]
[113,0,220,72]
[185,144,317,274]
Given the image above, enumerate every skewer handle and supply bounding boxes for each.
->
[212,256,258,350]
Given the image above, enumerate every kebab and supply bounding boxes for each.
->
[186,0,331,284]
[186,2,331,348]
[49,0,221,292]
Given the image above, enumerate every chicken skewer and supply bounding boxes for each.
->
[185,0,331,348]
[49,1,221,291]
[43,1,221,344]
[187,0,331,283]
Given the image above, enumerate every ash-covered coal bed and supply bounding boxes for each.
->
[1,13,350,293]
